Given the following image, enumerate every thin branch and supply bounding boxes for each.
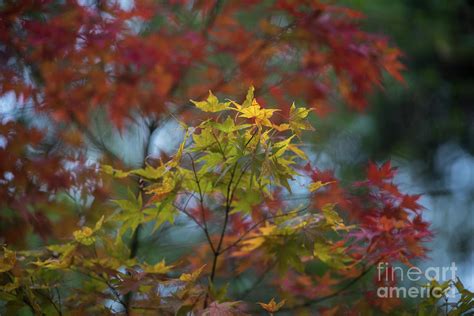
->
[69,112,120,161]
[188,153,214,249]
[203,0,224,36]
[35,289,62,316]
[55,288,62,316]
[173,199,202,230]
[7,272,44,316]
[280,266,373,312]
[173,193,219,256]
[211,130,227,160]
[209,128,259,286]
[103,278,129,316]
[124,119,157,313]
[237,261,278,300]
[209,161,238,282]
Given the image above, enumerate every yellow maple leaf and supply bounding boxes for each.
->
[289,102,314,136]
[238,223,276,253]
[101,165,130,178]
[308,181,335,192]
[237,99,279,127]
[259,223,276,236]
[145,175,175,202]
[179,264,206,282]
[144,259,173,274]
[191,91,230,112]
[94,215,105,231]
[34,243,76,270]
[34,257,73,270]
[258,298,286,313]
[272,123,290,132]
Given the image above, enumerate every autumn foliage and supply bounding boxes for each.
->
[0,87,434,314]
[0,0,405,240]
[0,0,440,314]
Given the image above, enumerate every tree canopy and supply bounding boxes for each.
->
[3,1,472,315]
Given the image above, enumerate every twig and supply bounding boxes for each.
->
[69,112,120,161]
[188,153,215,253]
[279,266,373,312]
[103,278,129,316]
[124,119,157,312]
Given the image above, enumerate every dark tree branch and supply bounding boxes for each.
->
[124,119,157,312]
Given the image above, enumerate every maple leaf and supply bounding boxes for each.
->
[102,165,130,178]
[235,96,279,127]
[212,116,251,133]
[258,298,286,313]
[289,102,314,136]
[72,215,105,246]
[273,135,296,158]
[145,174,176,201]
[144,259,173,274]
[242,85,255,108]
[237,223,276,253]
[308,181,335,192]
[0,84,436,314]
[400,194,422,212]
[34,243,76,270]
[191,91,231,112]
[179,264,206,282]
[313,240,353,269]
[367,161,396,185]
[0,0,406,252]
[202,301,247,316]
[144,201,177,232]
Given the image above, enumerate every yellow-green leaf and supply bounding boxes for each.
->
[273,135,296,157]
[191,91,230,112]
[102,165,130,178]
[144,259,173,274]
[289,102,314,136]
[179,264,206,282]
[237,99,279,127]
[309,181,334,192]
